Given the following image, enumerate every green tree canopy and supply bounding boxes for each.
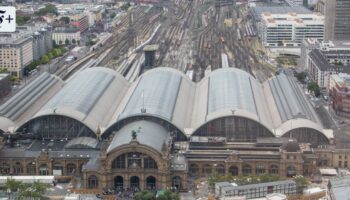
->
[17,182,48,199]
[16,15,31,25]
[134,190,155,200]
[295,72,307,84]
[307,81,321,97]
[110,12,116,19]
[35,4,58,16]
[294,175,309,194]
[59,16,70,24]
[41,55,49,64]
[5,178,22,192]
[47,52,54,59]
[157,190,180,200]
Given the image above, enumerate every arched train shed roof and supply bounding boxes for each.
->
[17,67,130,137]
[1,66,331,145]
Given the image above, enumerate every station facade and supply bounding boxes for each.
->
[0,67,339,191]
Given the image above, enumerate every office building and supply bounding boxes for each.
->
[323,0,350,41]
[16,25,53,61]
[0,74,11,99]
[0,36,33,77]
[70,14,89,33]
[307,42,350,89]
[252,7,324,47]
[0,25,52,77]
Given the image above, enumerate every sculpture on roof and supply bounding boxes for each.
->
[96,125,101,141]
[132,130,137,140]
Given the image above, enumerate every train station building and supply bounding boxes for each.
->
[0,66,340,191]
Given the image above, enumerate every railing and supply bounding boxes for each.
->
[69,189,117,200]
[70,188,100,194]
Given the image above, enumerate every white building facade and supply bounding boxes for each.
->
[259,12,324,47]
[307,44,350,89]
[52,28,81,45]
[285,0,304,6]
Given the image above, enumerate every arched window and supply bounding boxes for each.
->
[112,154,126,169]
[114,176,124,190]
[13,162,23,175]
[144,156,157,169]
[146,176,156,190]
[0,162,10,175]
[287,165,296,177]
[128,153,142,168]
[26,162,36,175]
[215,164,225,175]
[269,165,279,175]
[229,166,239,176]
[192,117,274,142]
[242,164,252,176]
[172,176,182,191]
[88,175,98,188]
[256,163,265,175]
[112,153,158,170]
[189,164,199,177]
[66,163,76,175]
[202,164,212,176]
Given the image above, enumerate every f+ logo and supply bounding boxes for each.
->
[0,7,16,32]
[0,10,14,24]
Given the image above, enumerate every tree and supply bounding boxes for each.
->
[17,182,48,199]
[47,52,53,59]
[35,4,58,16]
[121,3,131,11]
[170,193,180,200]
[134,190,155,200]
[72,39,76,44]
[307,81,321,97]
[77,40,80,45]
[41,55,49,64]
[294,175,309,194]
[53,48,62,57]
[59,40,63,45]
[5,178,22,192]
[59,16,70,24]
[16,15,31,25]
[110,12,116,19]
[157,190,179,200]
[65,39,70,45]
[53,40,57,48]
[295,72,307,84]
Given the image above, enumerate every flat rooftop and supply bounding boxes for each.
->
[0,74,9,81]
[143,44,159,51]
[253,6,312,16]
